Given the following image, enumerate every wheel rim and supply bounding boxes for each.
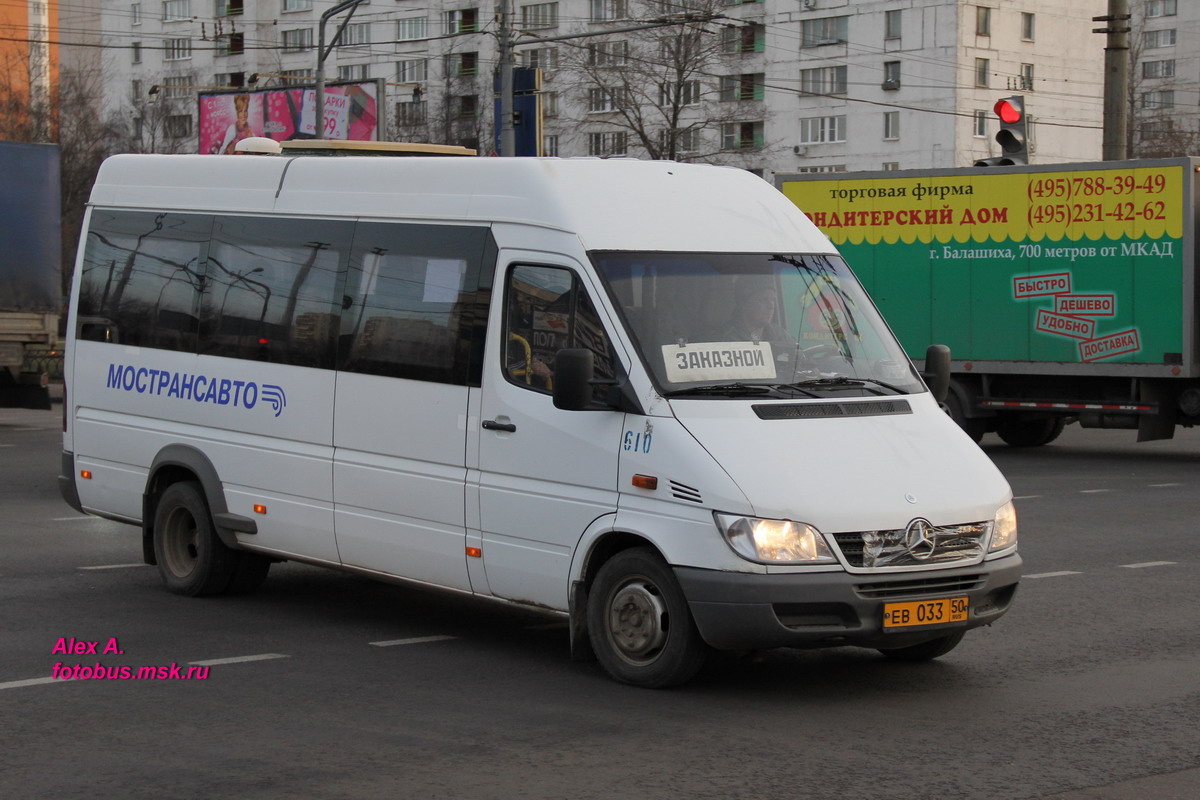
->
[161,505,199,579]
[605,575,670,667]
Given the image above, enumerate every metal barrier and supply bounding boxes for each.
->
[22,346,64,381]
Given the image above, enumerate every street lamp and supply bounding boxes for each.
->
[315,0,367,140]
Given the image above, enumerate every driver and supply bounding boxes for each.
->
[722,277,815,377]
[722,278,790,343]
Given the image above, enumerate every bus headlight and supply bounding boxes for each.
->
[988,500,1018,555]
[715,513,836,564]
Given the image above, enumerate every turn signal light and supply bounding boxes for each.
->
[253,504,267,515]
[79,470,92,480]
[632,474,658,490]
[466,546,482,558]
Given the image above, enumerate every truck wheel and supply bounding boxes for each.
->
[587,547,708,688]
[945,393,985,443]
[153,481,238,596]
[996,417,1065,447]
[878,631,965,661]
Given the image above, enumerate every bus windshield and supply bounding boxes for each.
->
[592,251,926,398]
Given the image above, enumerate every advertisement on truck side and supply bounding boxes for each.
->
[778,164,1187,370]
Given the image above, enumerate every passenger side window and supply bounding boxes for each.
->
[339,222,494,386]
[76,210,212,351]
[504,265,616,396]
[199,216,352,368]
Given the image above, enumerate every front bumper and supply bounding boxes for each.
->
[674,553,1021,651]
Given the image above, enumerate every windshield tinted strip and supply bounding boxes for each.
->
[752,400,912,420]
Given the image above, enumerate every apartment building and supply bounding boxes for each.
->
[1131,0,1200,156]
[75,0,1107,175]
[1,0,59,140]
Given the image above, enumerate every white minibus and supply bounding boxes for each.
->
[60,155,1020,687]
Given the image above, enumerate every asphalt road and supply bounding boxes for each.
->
[2,406,1198,799]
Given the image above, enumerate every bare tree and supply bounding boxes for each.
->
[552,0,771,163]
[1126,7,1200,158]
[1,43,123,295]
[117,94,195,155]
[0,48,51,142]
[392,44,489,151]
[57,67,124,294]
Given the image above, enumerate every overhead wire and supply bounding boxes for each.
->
[0,3,1159,132]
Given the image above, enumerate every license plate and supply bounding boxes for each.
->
[883,597,969,630]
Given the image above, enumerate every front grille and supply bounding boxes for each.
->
[753,399,912,420]
[855,574,987,600]
[833,522,989,569]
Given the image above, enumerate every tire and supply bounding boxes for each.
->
[996,416,1065,447]
[878,631,965,662]
[226,552,272,594]
[587,547,708,688]
[152,481,238,596]
[944,392,986,444]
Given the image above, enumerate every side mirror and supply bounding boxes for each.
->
[922,344,951,405]
[553,349,595,411]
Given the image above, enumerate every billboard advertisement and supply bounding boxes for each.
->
[198,80,381,155]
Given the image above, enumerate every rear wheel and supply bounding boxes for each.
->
[996,416,1065,447]
[587,548,708,688]
[153,481,238,596]
[877,631,965,662]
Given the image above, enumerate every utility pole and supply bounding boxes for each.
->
[315,0,364,140]
[497,0,515,156]
[1093,0,1131,160]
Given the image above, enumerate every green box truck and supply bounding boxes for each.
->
[777,158,1197,445]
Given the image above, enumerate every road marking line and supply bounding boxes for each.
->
[1120,561,1176,569]
[79,564,147,570]
[189,653,289,666]
[1148,483,1181,488]
[370,635,457,647]
[1013,495,1041,500]
[52,516,95,522]
[1080,489,1112,494]
[0,677,63,691]
[527,622,569,630]
[0,444,14,448]
[1024,571,1082,579]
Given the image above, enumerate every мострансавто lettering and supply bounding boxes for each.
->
[105,363,287,416]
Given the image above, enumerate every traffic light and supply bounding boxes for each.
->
[974,96,1028,167]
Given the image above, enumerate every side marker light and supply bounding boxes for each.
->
[632,474,658,490]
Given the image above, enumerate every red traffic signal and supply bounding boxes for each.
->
[975,95,1028,166]
[994,98,1023,125]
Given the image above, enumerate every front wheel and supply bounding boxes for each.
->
[153,481,239,596]
[587,548,708,688]
[877,631,965,662]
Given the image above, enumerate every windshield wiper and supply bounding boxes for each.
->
[663,382,784,398]
[784,377,909,395]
